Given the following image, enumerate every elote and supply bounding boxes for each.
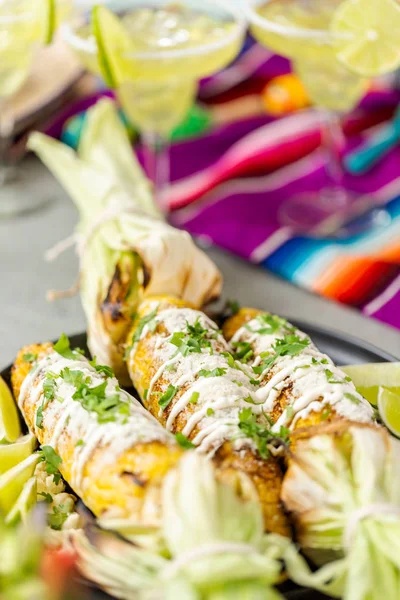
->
[11,340,183,524]
[126,296,291,537]
[223,309,374,430]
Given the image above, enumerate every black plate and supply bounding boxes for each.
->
[1,325,396,600]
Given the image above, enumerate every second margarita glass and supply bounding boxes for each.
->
[247,0,400,235]
[64,0,246,212]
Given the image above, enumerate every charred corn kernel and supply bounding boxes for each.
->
[12,343,183,524]
[126,296,291,537]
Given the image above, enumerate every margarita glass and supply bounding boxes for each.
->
[0,0,71,218]
[248,0,400,234]
[63,0,246,211]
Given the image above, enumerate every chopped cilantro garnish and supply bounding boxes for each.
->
[198,368,227,378]
[253,334,310,376]
[227,299,240,315]
[71,378,129,424]
[35,400,47,430]
[48,504,69,531]
[75,439,85,447]
[43,376,57,401]
[221,352,239,370]
[321,358,329,364]
[325,369,345,384]
[39,446,62,485]
[23,353,37,363]
[175,433,195,449]
[143,389,148,400]
[294,364,311,372]
[238,409,290,459]
[233,380,244,387]
[249,378,260,386]
[39,492,53,503]
[159,385,178,410]
[344,392,361,405]
[189,392,200,404]
[246,314,293,336]
[124,308,158,359]
[134,309,158,344]
[243,395,261,405]
[170,318,214,357]
[321,406,332,421]
[232,341,254,363]
[344,376,352,382]
[89,358,114,378]
[54,334,83,360]
[206,408,215,416]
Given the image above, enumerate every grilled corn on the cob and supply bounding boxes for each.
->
[126,297,291,537]
[12,343,183,524]
[223,309,374,430]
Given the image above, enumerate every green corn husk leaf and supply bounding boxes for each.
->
[280,423,400,600]
[74,452,287,600]
[28,99,222,384]
[0,510,46,600]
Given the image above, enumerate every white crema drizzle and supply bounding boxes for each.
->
[129,307,262,457]
[230,316,374,429]
[18,351,173,493]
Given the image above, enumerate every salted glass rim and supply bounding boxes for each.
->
[246,0,353,43]
[63,0,247,61]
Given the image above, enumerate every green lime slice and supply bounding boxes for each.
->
[378,387,400,438]
[331,0,400,77]
[0,376,21,443]
[342,363,400,406]
[5,477,37,526]
[91,5,137,89]
[0,434,37,475]
[0,454,40,514]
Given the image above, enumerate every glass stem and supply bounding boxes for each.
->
[143,132,170,215]
[319,109,349,208]
[0,99,16,186]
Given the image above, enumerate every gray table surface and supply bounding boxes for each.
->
[1,155,399,369]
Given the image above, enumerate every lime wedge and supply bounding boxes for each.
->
[331,0,400,77]
[0,376,21,443]
[38,0,56,45]
[91,5,137,88]
[0,434,37,475]
[378,387,400,438]
[0,454,40,514]
[342,363,400,406]
[5,477,37,526]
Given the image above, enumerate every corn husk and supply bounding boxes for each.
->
[73,452,286,600]
[278,423,400,600]
[28,100,222,384]
[0,511,46,600]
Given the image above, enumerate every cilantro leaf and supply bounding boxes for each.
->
[198,368,227,378]
[189,392,199,404]
[23,353,37,363]
[227,299,240,315]
[238,408,290,459]
[48,504,69,531]
[206,408,215,416]
[39,446,62,484]
[158,385,178,410]
[344,392,361,405]
[54,334,79,360]
[253,334,310,376]
[232,341,254,363]
[39,492,53,504]
[175,433,195,449]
